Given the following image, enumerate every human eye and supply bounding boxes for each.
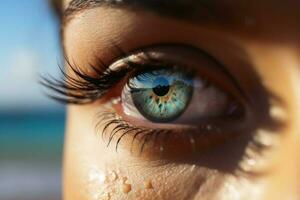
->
[41,44,249,159]
[120,49,243,125]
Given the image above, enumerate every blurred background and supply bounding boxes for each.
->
[0,0,64,199]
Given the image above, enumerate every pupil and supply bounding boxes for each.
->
[152,77,170,97]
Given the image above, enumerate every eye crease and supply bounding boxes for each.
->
[42,44,248,157]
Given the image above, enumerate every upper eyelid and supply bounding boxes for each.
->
[122,44,250,103]
[41,44,248,106]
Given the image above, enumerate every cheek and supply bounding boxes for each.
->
[64,105,108,200]
[63,106,215,200]
[63,106,267,200]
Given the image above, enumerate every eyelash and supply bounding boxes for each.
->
[40,49,176,104]
[96,111,173,154]
[40,59,127,104]
[95,110,223,155]
[41,52,214,149]
[40,47,233,154]
[41,45,274,170]
[40,43,279,178]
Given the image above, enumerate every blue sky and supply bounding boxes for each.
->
[0,0,63,111]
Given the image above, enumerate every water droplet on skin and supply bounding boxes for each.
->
[108,171,118,182]
[190,165,196,172]
[144,180,153,189]
[206,124,212,131]
[100,192,111,200]
[106,193,111,200]
[270,105,287,121]
[189,137,196,152]
[160,146,164,152]
[122,177,128,183]
[112,97,121,105]
[247,159,256,167]
[111,187,116,194]
[190,138,195,144]
[88,168,106,184]
[122,183,132,193]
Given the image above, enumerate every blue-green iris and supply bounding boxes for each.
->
[128,68,194,122]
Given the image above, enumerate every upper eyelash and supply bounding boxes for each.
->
[39,58,130,104]
[40,50,184,105]
[40,43,248,106]
[40,43,130,104]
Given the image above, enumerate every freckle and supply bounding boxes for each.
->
[122,183,132,193]
[144,180,153,189]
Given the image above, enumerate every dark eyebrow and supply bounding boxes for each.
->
[63,0,240,26]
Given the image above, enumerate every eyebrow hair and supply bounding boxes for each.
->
[63,0,234,25]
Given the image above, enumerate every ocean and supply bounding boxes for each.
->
[0,111,65,200]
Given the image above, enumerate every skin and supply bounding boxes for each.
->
[62,0,300,199]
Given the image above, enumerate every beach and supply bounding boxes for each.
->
[0,111,64,200]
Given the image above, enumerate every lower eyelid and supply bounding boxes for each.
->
[96,102,250,159]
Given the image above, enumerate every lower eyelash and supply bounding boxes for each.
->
[95,110,228,156]
[95,109,275,177]
[95,111,174,154]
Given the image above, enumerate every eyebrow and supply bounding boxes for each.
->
[63,0,240,26]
